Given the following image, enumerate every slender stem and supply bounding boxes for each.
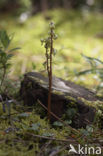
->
[48,28,53,120]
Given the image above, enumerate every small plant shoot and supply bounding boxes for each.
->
[41,22,58,120]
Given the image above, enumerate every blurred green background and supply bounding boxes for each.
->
[0,0,103,88]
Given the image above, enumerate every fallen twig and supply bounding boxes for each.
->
[37,99,79,135]
[26,132,77,143]
[37,140,52,156]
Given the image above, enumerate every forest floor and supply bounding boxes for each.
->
[0,9,103,155]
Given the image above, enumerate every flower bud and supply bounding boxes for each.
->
[40,38,44,42]
[53,48,57,56]
[53,34,58,40]
[49,21,55,29]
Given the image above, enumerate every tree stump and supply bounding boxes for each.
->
[20,72,103,128]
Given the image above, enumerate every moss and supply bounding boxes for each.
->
[52,90,64,95]
[26,81,33,89]
[0,107,71,155]
[64,96,77,108]
[0,97,103,155]
[77,97,103,110]
[65,95,76,103]
[28,75,47,87]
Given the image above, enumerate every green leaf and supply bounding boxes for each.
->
[53,121,63,127]
[77,68,103,76]
[86,125,93,133]
[5,63,11,68]
[77,69,95,76]
[42,132,54,137]
[82,54,103,64]
[66,108,77,119]
[0,50,6,57]
[28,123,40,131]
[81,129,89,136]
[0,30,10,49]
[32,63,36,70]
[81,54,103,68]
[0,65,3,69]
[17,112,30,119]
[8,47,20,52]
[43,61,47,69]
[64,120,72,125]
[7,54,14,60]
[53,48,57,56]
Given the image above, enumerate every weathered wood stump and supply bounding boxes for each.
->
[20,72,103,128]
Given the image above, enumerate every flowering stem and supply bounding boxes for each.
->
[41,22,57,120]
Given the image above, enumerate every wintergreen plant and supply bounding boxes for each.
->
[41,22,58,120]
[0,30,19,93]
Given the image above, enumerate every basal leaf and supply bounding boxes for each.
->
[53,121,63,127]
[42,132,54,137]
[17,112,30,119]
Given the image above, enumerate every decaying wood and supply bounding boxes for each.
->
[20,72,103,128]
